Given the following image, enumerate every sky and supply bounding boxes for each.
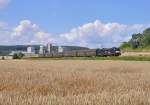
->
[0,0,150,48]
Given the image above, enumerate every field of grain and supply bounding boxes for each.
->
[0,60,150,105]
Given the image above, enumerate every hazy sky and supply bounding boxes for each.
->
[0,0,150,48]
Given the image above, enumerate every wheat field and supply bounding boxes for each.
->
[0,60,150,105]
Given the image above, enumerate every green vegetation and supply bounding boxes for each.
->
[25,56,150,61]
[1,56,5,60]
[120,28,150,51]
[13,53,25,59]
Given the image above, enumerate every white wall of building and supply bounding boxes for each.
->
[58,46,64,53]
[39,46,45,55]
[47,43,52,54]
[27,47,35,54]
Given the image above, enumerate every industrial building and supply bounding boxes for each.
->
[58,46,64,53]
[27,47,35,54]
[9,46,38,58]
[39,43,64,56]
[7,43,64,58]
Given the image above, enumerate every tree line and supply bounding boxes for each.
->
[120,28,150,49]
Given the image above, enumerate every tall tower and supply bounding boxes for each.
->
[39,46,44,55]
[58,46,64,53]
[47,43,52,54]
[27,47,35,54]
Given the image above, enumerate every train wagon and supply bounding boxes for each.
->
[62,51,77,57]
[77,49,96,57]
[45,47,121,58]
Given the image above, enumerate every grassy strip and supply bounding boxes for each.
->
[121,47,150,52]
[24,56,150,61]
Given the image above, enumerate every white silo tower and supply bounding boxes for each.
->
[58,46,64,53]
[27,47,35,54]
[47,43,52,54]
[39,46,44,55]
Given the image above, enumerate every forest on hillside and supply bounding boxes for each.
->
[120,28,150,50]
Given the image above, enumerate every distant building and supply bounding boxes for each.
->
[38,43,65,56]
[58,46,64,53]
[9,51,27,56]
[27,47,35,54]
[9,46,37,58]
[39,46,45,55]
[47,43,52,54]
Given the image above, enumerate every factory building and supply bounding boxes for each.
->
[39,46,45,55]
[9,51,27,56]
[47,43,52,54]
[38,43,64,56]
[9,46,38,58]
[58,46,64,53]
[27,47,35,54]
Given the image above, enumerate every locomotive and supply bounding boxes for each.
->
[45,47,121,57]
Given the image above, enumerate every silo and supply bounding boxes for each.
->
[27,47,35,54]
[58,46,64,53]
[39,46,44,55]
[47,43,52,54]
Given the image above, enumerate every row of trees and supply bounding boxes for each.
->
[120,28,150,49]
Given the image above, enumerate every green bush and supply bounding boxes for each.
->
[2,56,5,60]
[120,42,130,49]
[13,53,24,59]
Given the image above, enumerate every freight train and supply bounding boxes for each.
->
[44,47,121,57]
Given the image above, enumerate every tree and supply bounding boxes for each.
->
[13,53,19,59]
[13,53,24,59]
[120,42,130,49]
[18,53,24,59]
[2,56,5,60]
[129,33,143,48]
[143,28,150,46]
[120,27,150,50]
